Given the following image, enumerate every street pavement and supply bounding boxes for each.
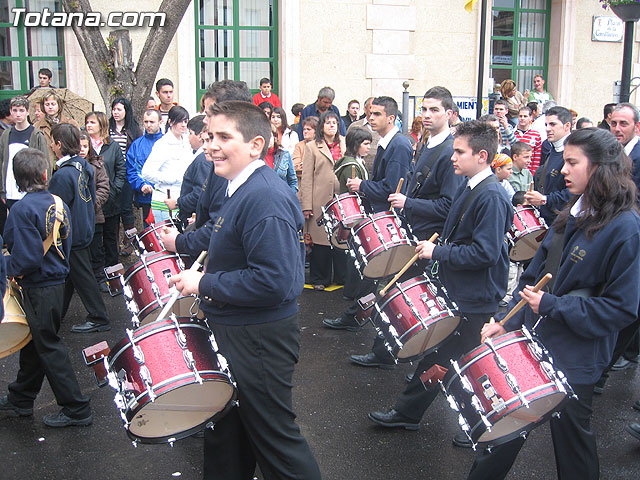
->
[1,283,639,479]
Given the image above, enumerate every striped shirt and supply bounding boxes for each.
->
[514,127,542,175]
[109,128,128,157]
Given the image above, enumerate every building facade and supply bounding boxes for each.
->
[0,1,636,124]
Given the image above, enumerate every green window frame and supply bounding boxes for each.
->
[0,0,66,100]
[195,0,278,106]
[490,0,551,93]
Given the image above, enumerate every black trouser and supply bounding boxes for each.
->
[8,284,91,419]
[204,315,321,480]
[63,247,109,326]
[393,312,491,422]
[467,383,598,480]
[119,181,135,227]
[103,215,119,267]
[309,244,346,286]
[343,255,376,306]
[89,223,105,282]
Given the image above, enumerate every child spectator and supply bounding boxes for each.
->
[491,152,515,201]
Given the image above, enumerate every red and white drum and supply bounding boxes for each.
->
[347,211,418,279]
[122,251,199,326]
[320,192,372,249]
[442,327,573,449]
[507,206,548,262]
[372,275,460,362]
[105,316,236,444]
[137,219,179,254]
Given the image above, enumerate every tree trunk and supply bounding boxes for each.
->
[60,0,192,119]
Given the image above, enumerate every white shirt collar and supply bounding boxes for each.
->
[468,166,494,190]
[570,195,584,217]
[193,146,204,158]
[378,125,399,150]
[625,135,639,155]
[426,129,450,148]
[552,134,569,152]
[227,160,265,197]
[56,154,71,167]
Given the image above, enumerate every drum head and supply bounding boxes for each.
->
[477,391,566,444]
[0,321,31,359]
[362,244,416,279]
[397,315,461,360]
[509,229,547,262]
[128,380,235,441]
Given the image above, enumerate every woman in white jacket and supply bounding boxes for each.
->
[141,106,192,223]
[271,106,299,155]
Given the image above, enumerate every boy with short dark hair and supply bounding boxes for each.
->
[252,77,282,108]
[0,148,92,427]
[169,101,320,479]
[509,141,534,192]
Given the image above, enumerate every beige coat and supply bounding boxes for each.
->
[300,138,345,246]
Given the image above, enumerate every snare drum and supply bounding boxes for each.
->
[507,206,548,262]
[320,192,372,249]
[0,280,31,359]
[106,316,236,445]
[122,252,199,326]
[137,219,179,253]
[443,327,572,449]
[372,275,460,362]
[348,211,418,279]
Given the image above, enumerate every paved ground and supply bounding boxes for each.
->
[1,283,639,480]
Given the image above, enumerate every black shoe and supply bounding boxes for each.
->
[626,423,640,441]
[452,432,473,448]
[323,316,360,332]
[0,395,33,416]
[71,321,111,333]
[98,281,110,294]
[405,373,414,383]
[368,409,419,430]
[350,352,396,370]
[633,400,640,412]
[43,411,92,427]
[611,356,638,371]
[342,295,355,301]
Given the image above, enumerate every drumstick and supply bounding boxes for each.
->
[379,233,439,296]
[156,250,208,321]
[390,178,404,212]
[351,165,356,179]
[523,182,534,206]
[498,273,552,326]
[167,189,173,218]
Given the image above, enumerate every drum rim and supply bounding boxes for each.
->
[124,379,237,445]
[454,330,527,377]
[123,251,181,280]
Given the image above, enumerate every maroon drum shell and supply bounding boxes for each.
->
[138,219,177,253]
[123,251,194,323]
[348,211,417,279]
[373,276,460,362]
[322,193,372,249]
[108,317,235,443]
[507,206,547,262]
[447,330,568,447]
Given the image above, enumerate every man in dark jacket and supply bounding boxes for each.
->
[297,86,347,137]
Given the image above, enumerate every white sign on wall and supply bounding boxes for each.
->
[592,16,624,43]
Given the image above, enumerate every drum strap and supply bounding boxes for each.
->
[542,230,564,293]
[42,195,66,260]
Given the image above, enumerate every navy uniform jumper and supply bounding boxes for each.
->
[198,163,320,480]
[5,191,91,418]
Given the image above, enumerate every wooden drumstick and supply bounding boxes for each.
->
[379,233,439,296]
[167,189,173,218]
[156,250,208,321]
[351,165,356,179]
[498,273,552,326]
[523,182,534,206]
[390,178,405,212]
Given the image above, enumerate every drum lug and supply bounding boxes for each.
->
[206,421,215,430]
[183,350,203,384]
[386,223,400,243]
[552,411,561,419]
[122,282,133,301]
[126,329,146,366]
[151,282,163,304]
[232,399,240,408]
[131,441,138,448]
[139,365,156,401]
[167,437,176,447]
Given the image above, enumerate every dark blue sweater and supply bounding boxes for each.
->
[198,165,304,325]
[432,177,513,313]
[360,132,412,212]
[175,165,227,257]
[539,148,571,224]
[403,136,462,239]
[4,191,71,287]
[177,150,211,223]
[501,209,640,384]
[49,155,95,249]
[628,141,640,203]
